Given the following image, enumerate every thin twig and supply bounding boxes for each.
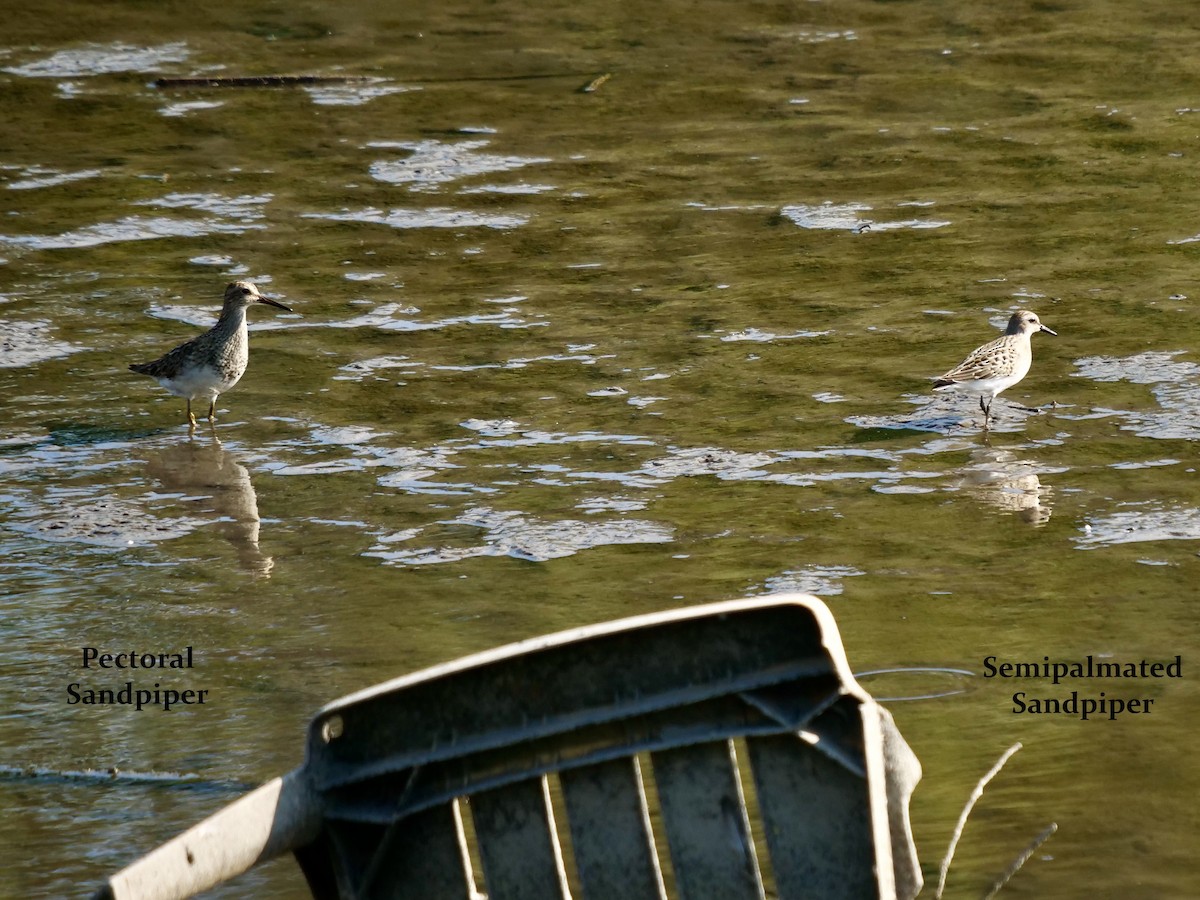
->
[934,742,1023,899]
[980,822,1057,900]
[154,75,373,88]
[155,72,603,90]
[0,763,252,794]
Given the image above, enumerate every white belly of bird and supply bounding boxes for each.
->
[157,364,243,402]
[941,354,1032,398]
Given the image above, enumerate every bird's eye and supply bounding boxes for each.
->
[240,287,251,295]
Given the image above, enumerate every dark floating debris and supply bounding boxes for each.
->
[0,763,253,794]
[156,72,612,92]
[154,75,373,89]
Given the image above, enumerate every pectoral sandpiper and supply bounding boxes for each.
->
[933,309,1056,425]
[130,281,291,427]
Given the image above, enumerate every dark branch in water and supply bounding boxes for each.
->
[0,763,253,794]
[154,75,373,88]
[981,822,1058,900]
[155,72,613,89]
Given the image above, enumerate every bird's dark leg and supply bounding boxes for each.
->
[186,399,198,429]
[981,396,993,428]
[207,398,217,422]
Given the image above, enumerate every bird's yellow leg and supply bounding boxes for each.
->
[186,399,198,428]
[207,398,217,422]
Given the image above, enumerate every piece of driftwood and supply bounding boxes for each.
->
[95,593,923,900]
[981,822,1058,900]
[579,72,613,93]
[156,72,614,90]
[934,742,1023,899]
[154,76,374,88]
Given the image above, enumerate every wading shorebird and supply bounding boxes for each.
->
[933,309,1056,425]
[130,281,291,427]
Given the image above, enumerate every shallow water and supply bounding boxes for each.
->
[2,1,1200,897]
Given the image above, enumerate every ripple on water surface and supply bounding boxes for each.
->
[366,139,552,191]
[1073,351,1200,440]
[0,320,80,367]
[366,506,674,565]
[761,564,866,596]
[1,432,275,575]
[1078,503,1200,549]
[778,201,951,232]
[301,207,530,231]
[5,497,205,548]
[2,41,189,77]
[0,193,270,251]
[304,80,419,107]
[2,165,103,191]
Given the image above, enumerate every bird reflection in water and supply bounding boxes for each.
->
[947,446,1053,526]
[144,434,274,576]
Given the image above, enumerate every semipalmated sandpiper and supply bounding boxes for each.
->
[933,309,1056,424]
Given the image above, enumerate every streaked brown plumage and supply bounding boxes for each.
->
[130,281,291,427]
[932,309,1056,424]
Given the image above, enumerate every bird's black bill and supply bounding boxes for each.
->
[1040,325,1057,336]
[256,296,293,312]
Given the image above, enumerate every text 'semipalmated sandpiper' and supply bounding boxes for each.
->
[932,309,1056,424]
[130,281,291,427]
